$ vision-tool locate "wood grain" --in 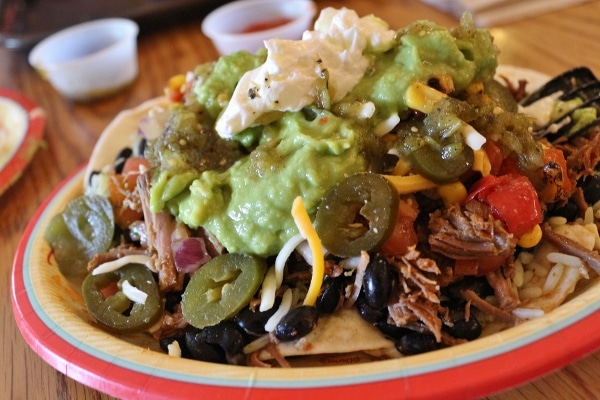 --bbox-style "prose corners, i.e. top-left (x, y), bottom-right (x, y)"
top-left (2, 1), bottom-right (599, 399)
